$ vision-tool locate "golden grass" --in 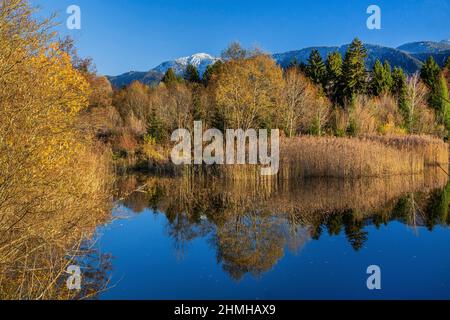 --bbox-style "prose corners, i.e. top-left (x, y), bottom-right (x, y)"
top-left (279, 136), bottom-right (427, 178)
top-left (363, 134), bottom-right (449, 166)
